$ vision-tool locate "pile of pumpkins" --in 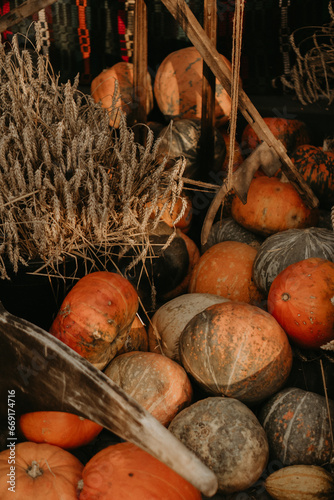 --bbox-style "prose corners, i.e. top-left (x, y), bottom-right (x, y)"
top-left (2, 47), bottom-right (334, 500)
